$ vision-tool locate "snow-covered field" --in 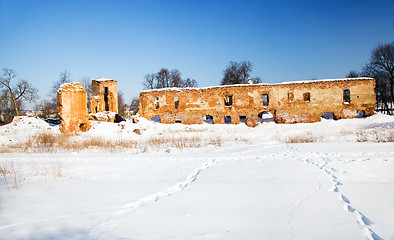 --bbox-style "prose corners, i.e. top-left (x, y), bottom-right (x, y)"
top-left (0, 114), bottom-right (393, 240)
